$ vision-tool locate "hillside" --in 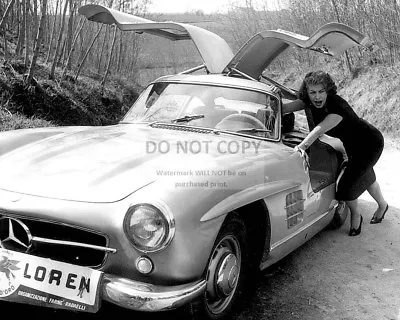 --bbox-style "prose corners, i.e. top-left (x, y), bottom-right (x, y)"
top-left (1, 57), bottom-right (399, 144)
top-left (0, 58), bottom-right (140, 131)
top-left (1, 0), bottom-right (399, 139)
top-left (340, 64), bottom-right (400, 139)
